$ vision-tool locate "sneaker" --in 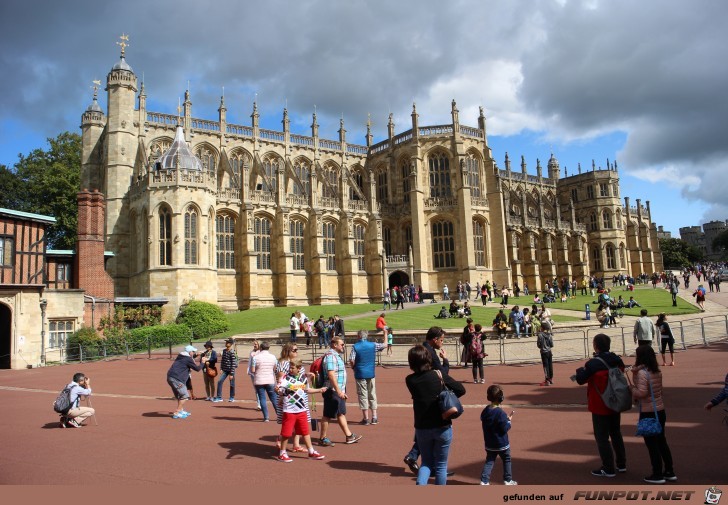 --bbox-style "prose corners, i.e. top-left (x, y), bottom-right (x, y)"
top-left (617, 467), bottom-right (627, 473)
top-left (644, 475), bottom-right (666, 484)
top-left (404, 456), bottom-right (420, 474)
top-left (591, 468), bottom-right (616, 477)
top-left (228, 398), bottom-right (235, 402)
top-left (277, 453), bottom-right (293, 463)
top-left (66, 418), bottom-right (82, 428)
top-left (504, 480), bottom-right (518, 485)
top-left (539, 381), bottom-right (550, 386)
top-left (319, 438), bottom-right (335, 447)
top-left (547, 379), bottom-right (554, 385)
top-left (663, 472), bottom-right (677, 482)
top-left (181, 410), bottom-right (191, 416)
top-left (308, 451), bottom-right (326, 460)
top-left (205, 397), bottom-right (211, 401)
top-left (345, 433), bottom-right (363, 444)
top-left (211, 397), bottom-right (223, 403)
top-left (263, 418), bottom-right (270, 422)
top-left (256, 405), bottom-right (262, 411)
top-left (371, 417), bottom-right (378, 425)
top-left (172, 412), bottom-right (186, 419)
top-left (480, 482), bottom-right (490, 486)
top-left (361, 418), bottom-right (371, 425)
